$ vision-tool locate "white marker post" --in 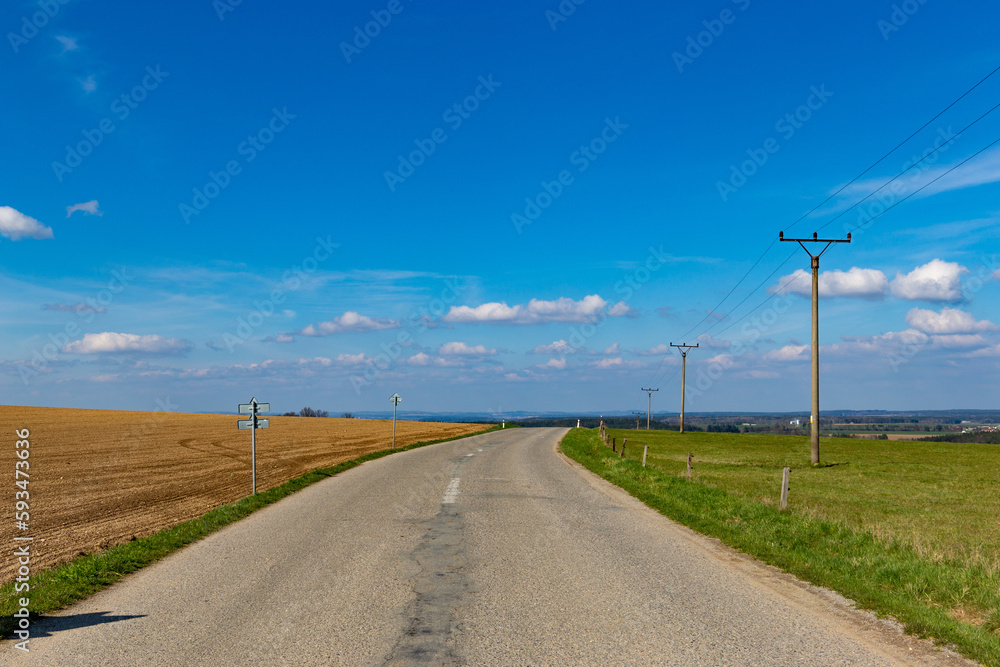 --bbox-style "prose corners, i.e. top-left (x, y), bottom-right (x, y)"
top-left (238, 397), bottom-right (270, 495)
top-left (389, 393), bottom-right (402, 449)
